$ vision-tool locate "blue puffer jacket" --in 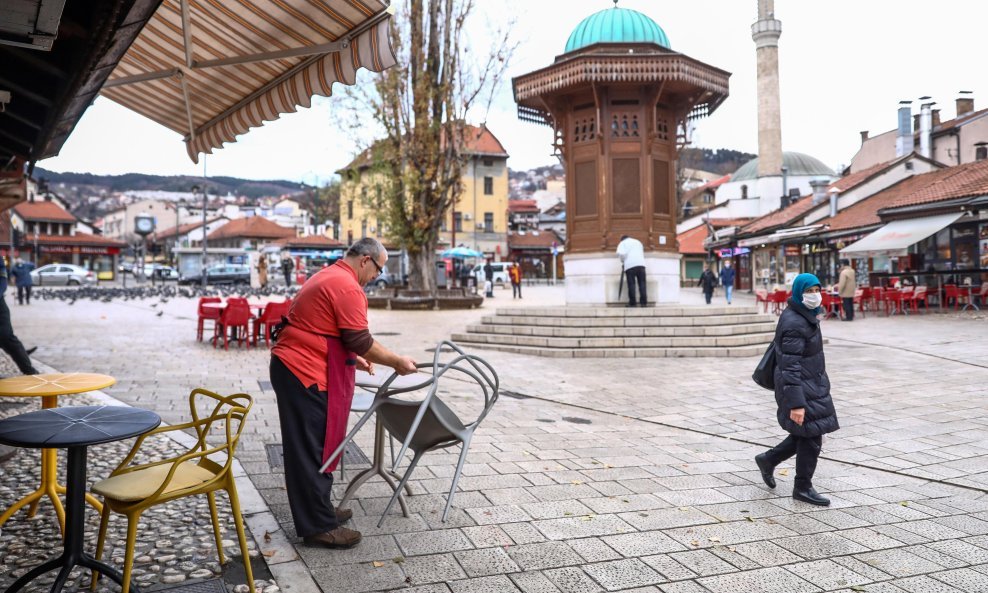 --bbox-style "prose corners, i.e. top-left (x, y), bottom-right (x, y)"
top-left (772, 274), bottom-right (839, 438)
